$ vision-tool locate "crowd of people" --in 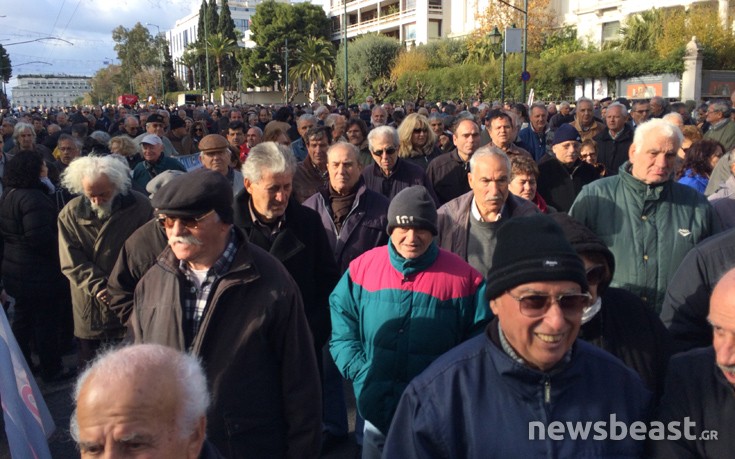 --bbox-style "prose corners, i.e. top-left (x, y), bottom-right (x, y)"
top-left (1, 92), bottom-right (735, 458)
